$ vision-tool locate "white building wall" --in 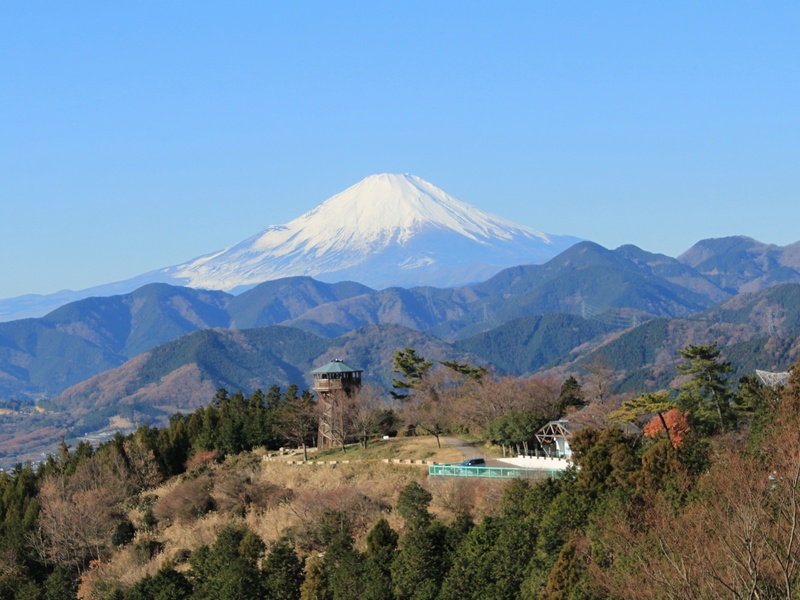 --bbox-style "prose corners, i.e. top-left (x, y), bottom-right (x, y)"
top-left (496, 456), bottom-right (572, 470)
